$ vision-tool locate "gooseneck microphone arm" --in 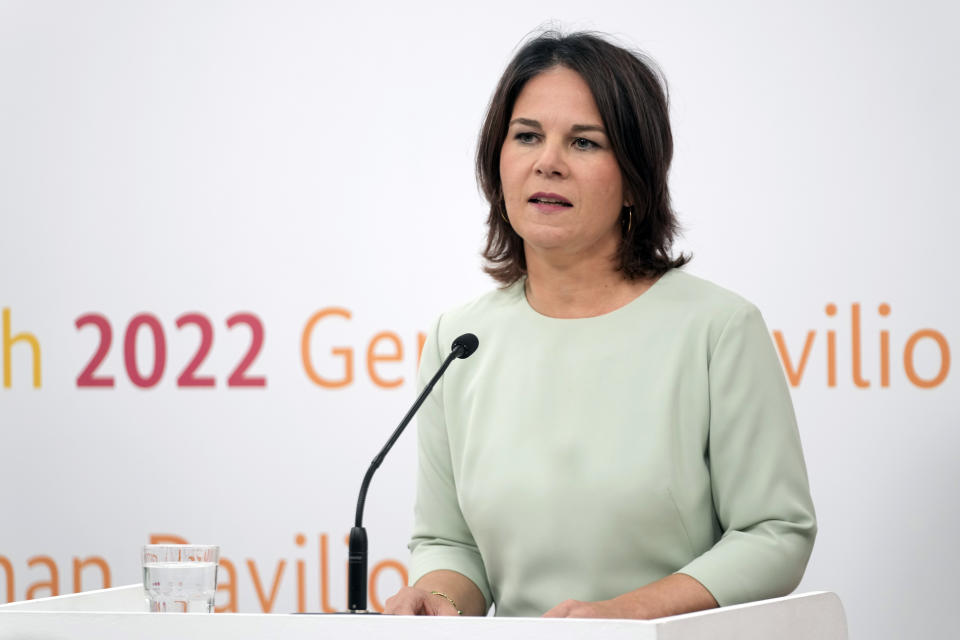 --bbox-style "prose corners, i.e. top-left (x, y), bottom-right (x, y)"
top-left (348, 332), bottom-right (479, 613)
